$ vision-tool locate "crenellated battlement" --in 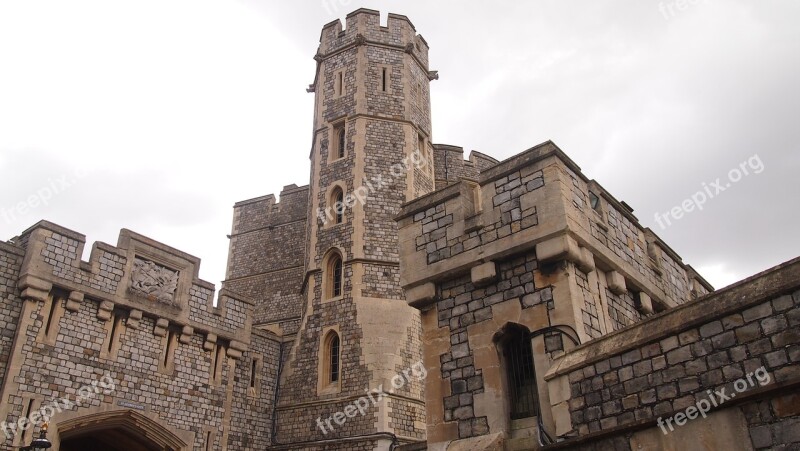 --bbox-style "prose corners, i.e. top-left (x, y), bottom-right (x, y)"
top-left (318, 9), bottom-right (430, 68)
top-left (225, 184), bottom-right (308, 332)
top-left (433, 144), bottom-right (500, 189)
top-left (7, 220), bottom-right (253, 347)
top-left (230, 184), bottom-right (308, 236)
top-left (399, 141), bottom-right (713, 313)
